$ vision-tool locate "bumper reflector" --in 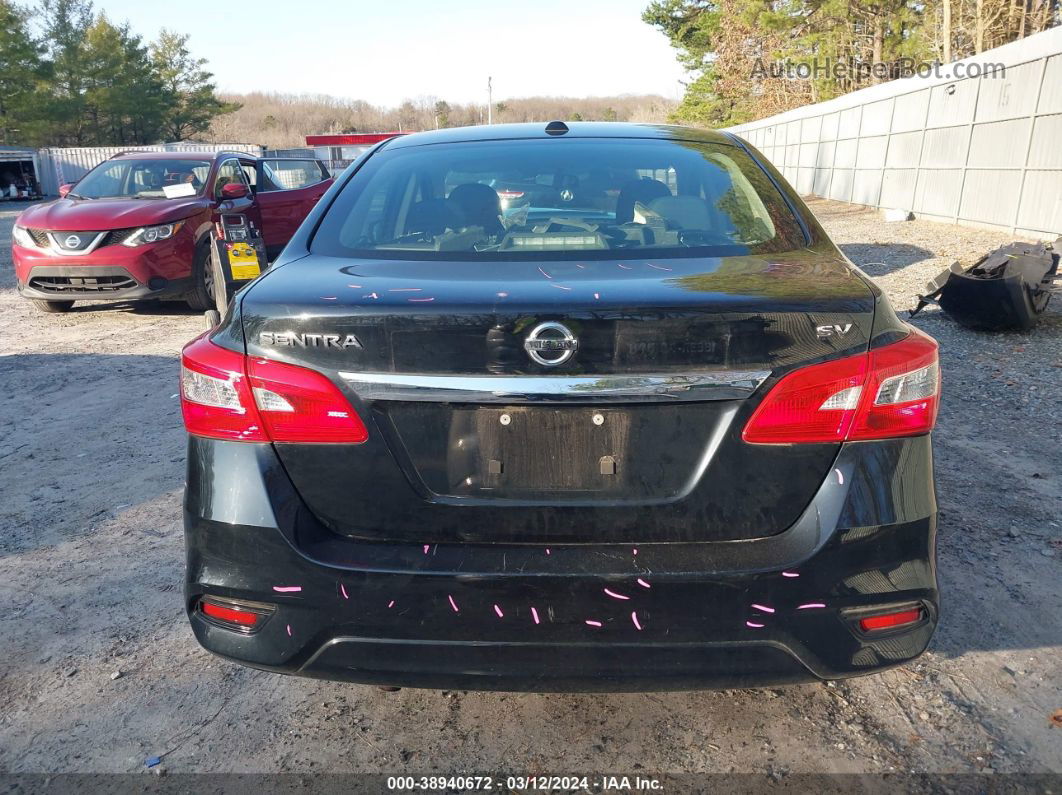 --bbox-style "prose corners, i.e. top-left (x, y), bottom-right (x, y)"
top-left (199, 598), bottom-right (273, 630)
top-left (859, 607), bottom-right (923, 632)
